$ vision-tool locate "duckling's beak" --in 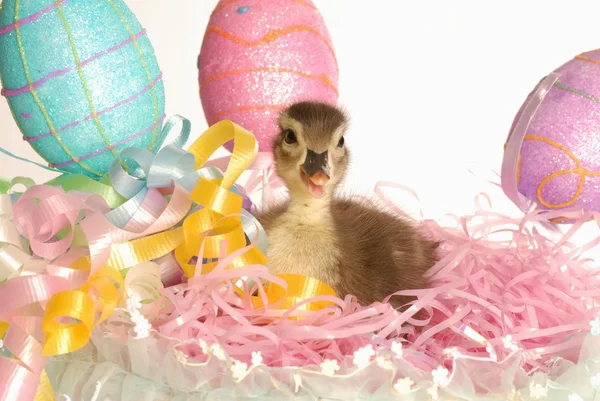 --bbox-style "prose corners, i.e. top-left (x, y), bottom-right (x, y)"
top-left (301, 150), bottom-right (330, 197)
